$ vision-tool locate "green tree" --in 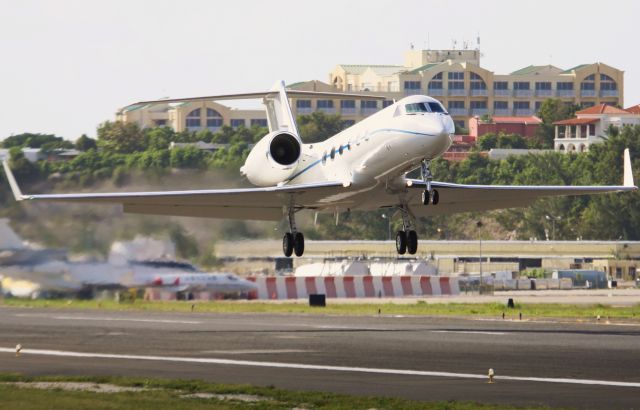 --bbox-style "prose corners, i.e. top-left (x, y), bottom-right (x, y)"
top-left (97, 121), bottom-right (147, 153)
top-left (2, 133), bottom-right (66, 149)
top-left (536, 99), bottom-right (579, 148)
top-left (297, 112), bottom-right (346, 143)
top-left (75, 134), bottom-right (97, 151)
